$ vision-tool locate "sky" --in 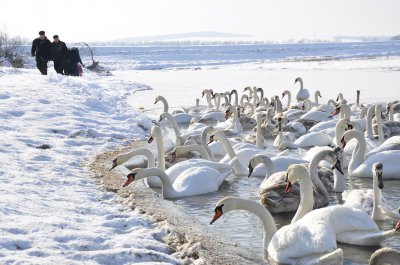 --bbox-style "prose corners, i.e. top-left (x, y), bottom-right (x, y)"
top-left (2, 0), bottom-right (400, 42)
